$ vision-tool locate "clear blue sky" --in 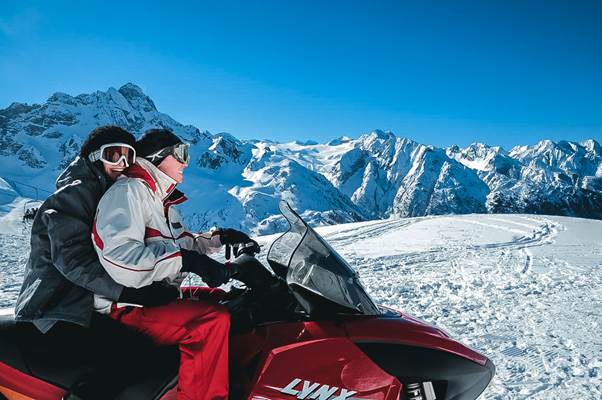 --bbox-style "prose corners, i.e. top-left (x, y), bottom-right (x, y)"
top-left (1, 0), bottom-right (601, 149)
